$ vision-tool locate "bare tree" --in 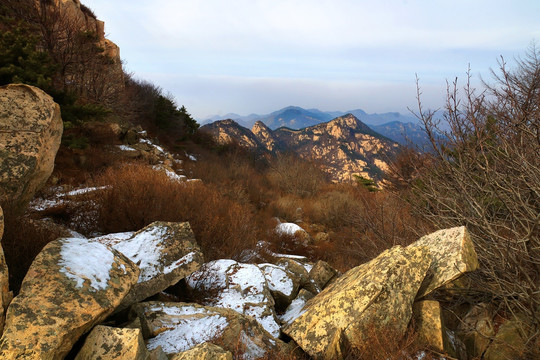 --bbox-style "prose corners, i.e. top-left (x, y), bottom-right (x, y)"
top-left (392, 45), bottom-right (540, 339)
